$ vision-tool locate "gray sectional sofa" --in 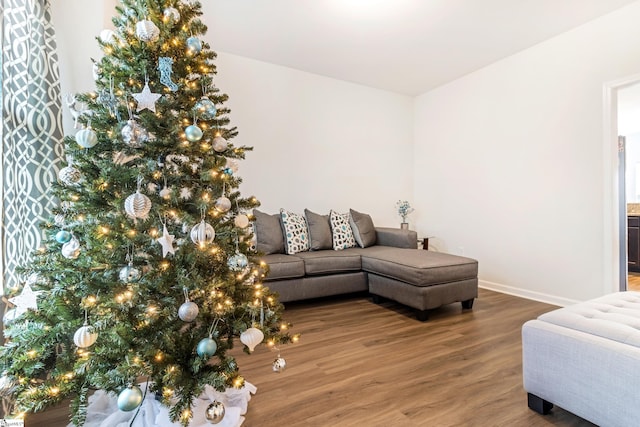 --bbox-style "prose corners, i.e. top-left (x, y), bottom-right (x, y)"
top-left (253, 208), bottom-right (479, 321)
